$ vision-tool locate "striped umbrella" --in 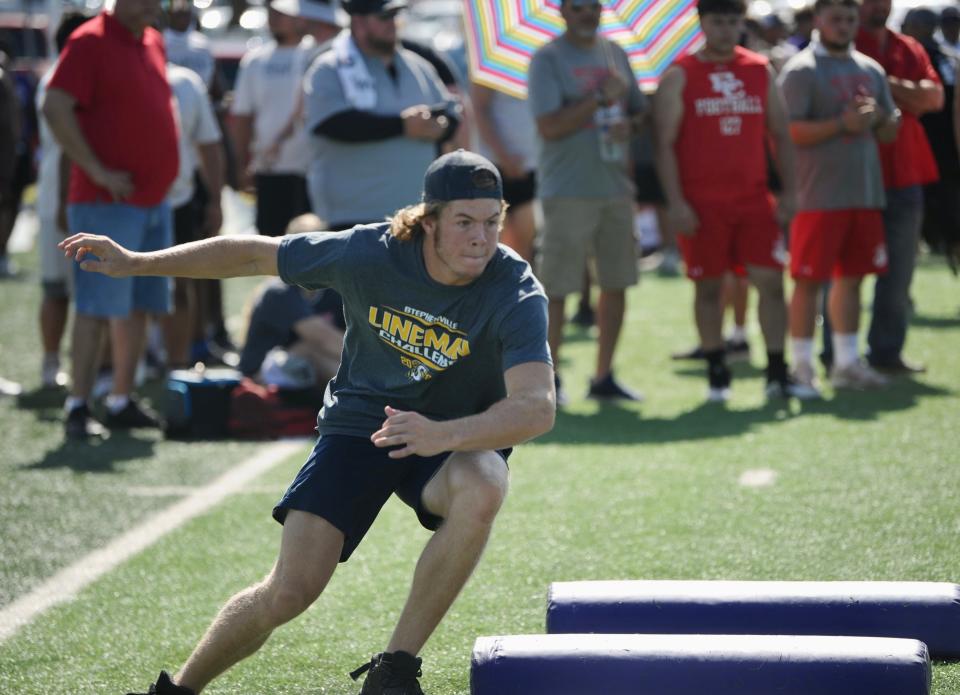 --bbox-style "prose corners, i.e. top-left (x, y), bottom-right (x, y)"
top-left (464, 0), bottom-right (704, 97)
